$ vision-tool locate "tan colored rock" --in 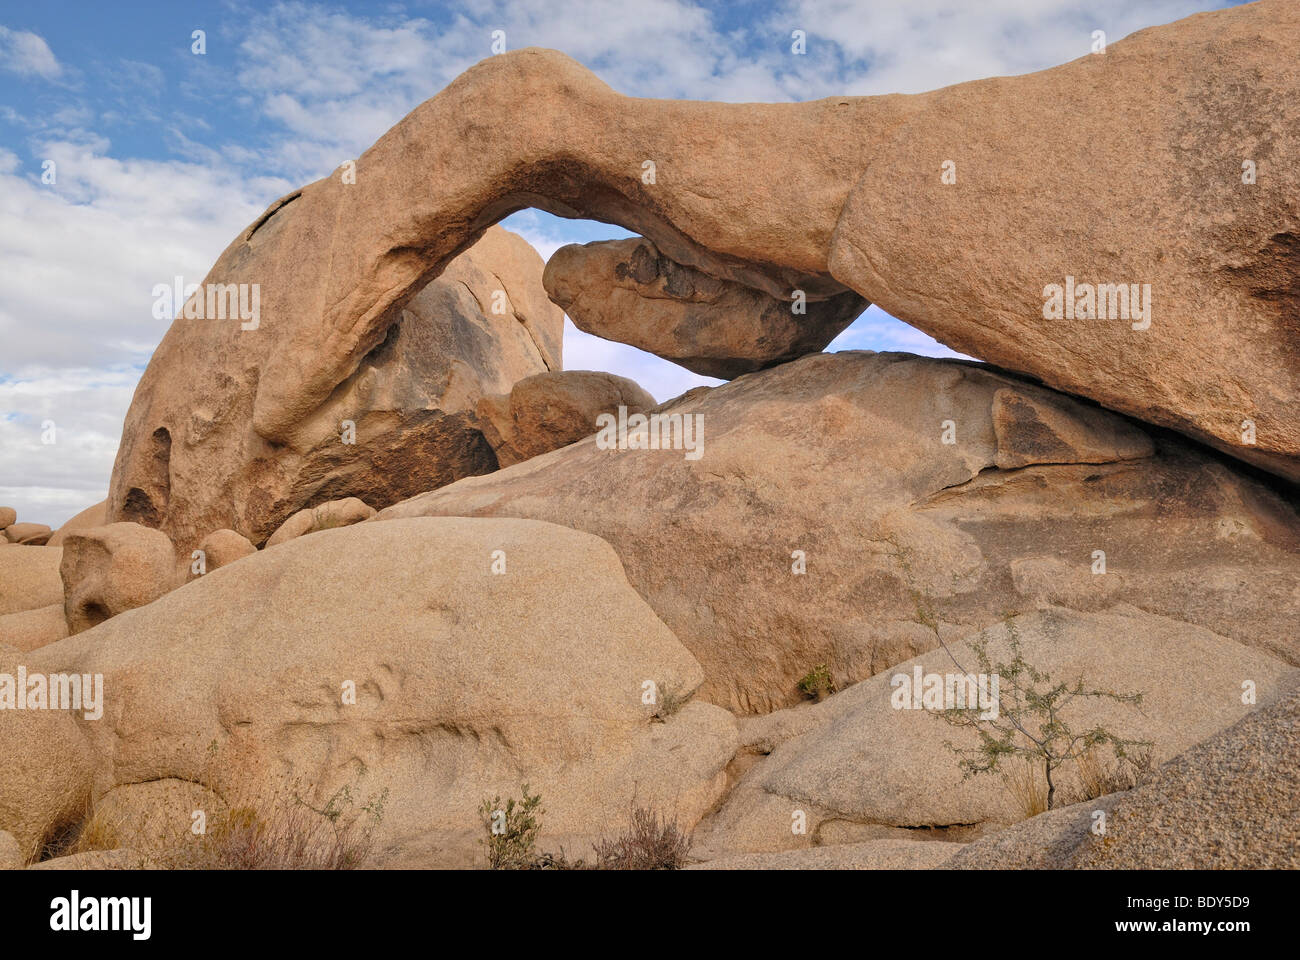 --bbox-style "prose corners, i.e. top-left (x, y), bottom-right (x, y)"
top-left (378, 351), bottom-right (1300, 713)
top-left (0, 646), bottom-right (96, 862)
top-left (5, 523), bottom-right (52, 545)
top-left (689, 838), bottom-right (962, 870)
top-left (107, 226), bottom-right (562, 556)
top-left (477, 370), bottom-right (657, 468)
top-left (195, 529), bottom-right (257, 572)
top-left (692, 606), bottom-right (1296, 857)
top-left (264, 497), bottom-right (375, 548)
top-left (24, 517), bottom-right (738, 867)
top-left (47, 500), bottom-right (108, 547)
top-left (60, 523), bottom-right (176, 634)
top-left (0, 830), bottom-right (21, 868)
top-left (26, 850), bottom-right (148, 870)
top-left (0, 604), bottom-right (69, 653)
top-left (544, 238), bottom-right (866, 378)
top-left (0, 546), bottom-right (63, 616)
top-left (950, 679), bottom-right (1300, 869)
top-left (0, 507), bottom-right (15, 530)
